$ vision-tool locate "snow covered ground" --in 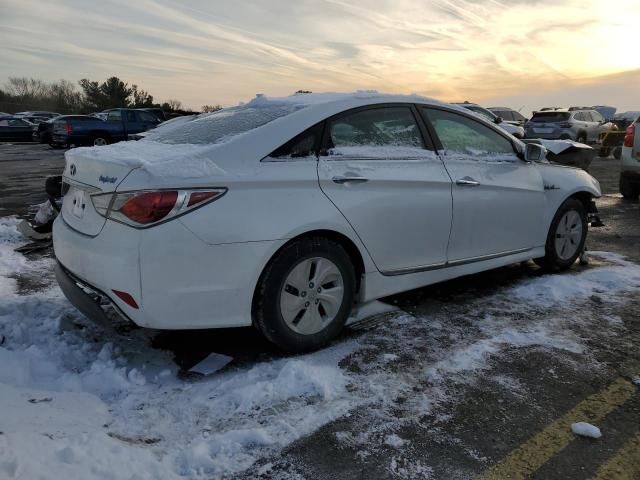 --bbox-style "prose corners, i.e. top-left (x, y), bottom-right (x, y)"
top-left (1, 215), bottom-right (640, 479)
